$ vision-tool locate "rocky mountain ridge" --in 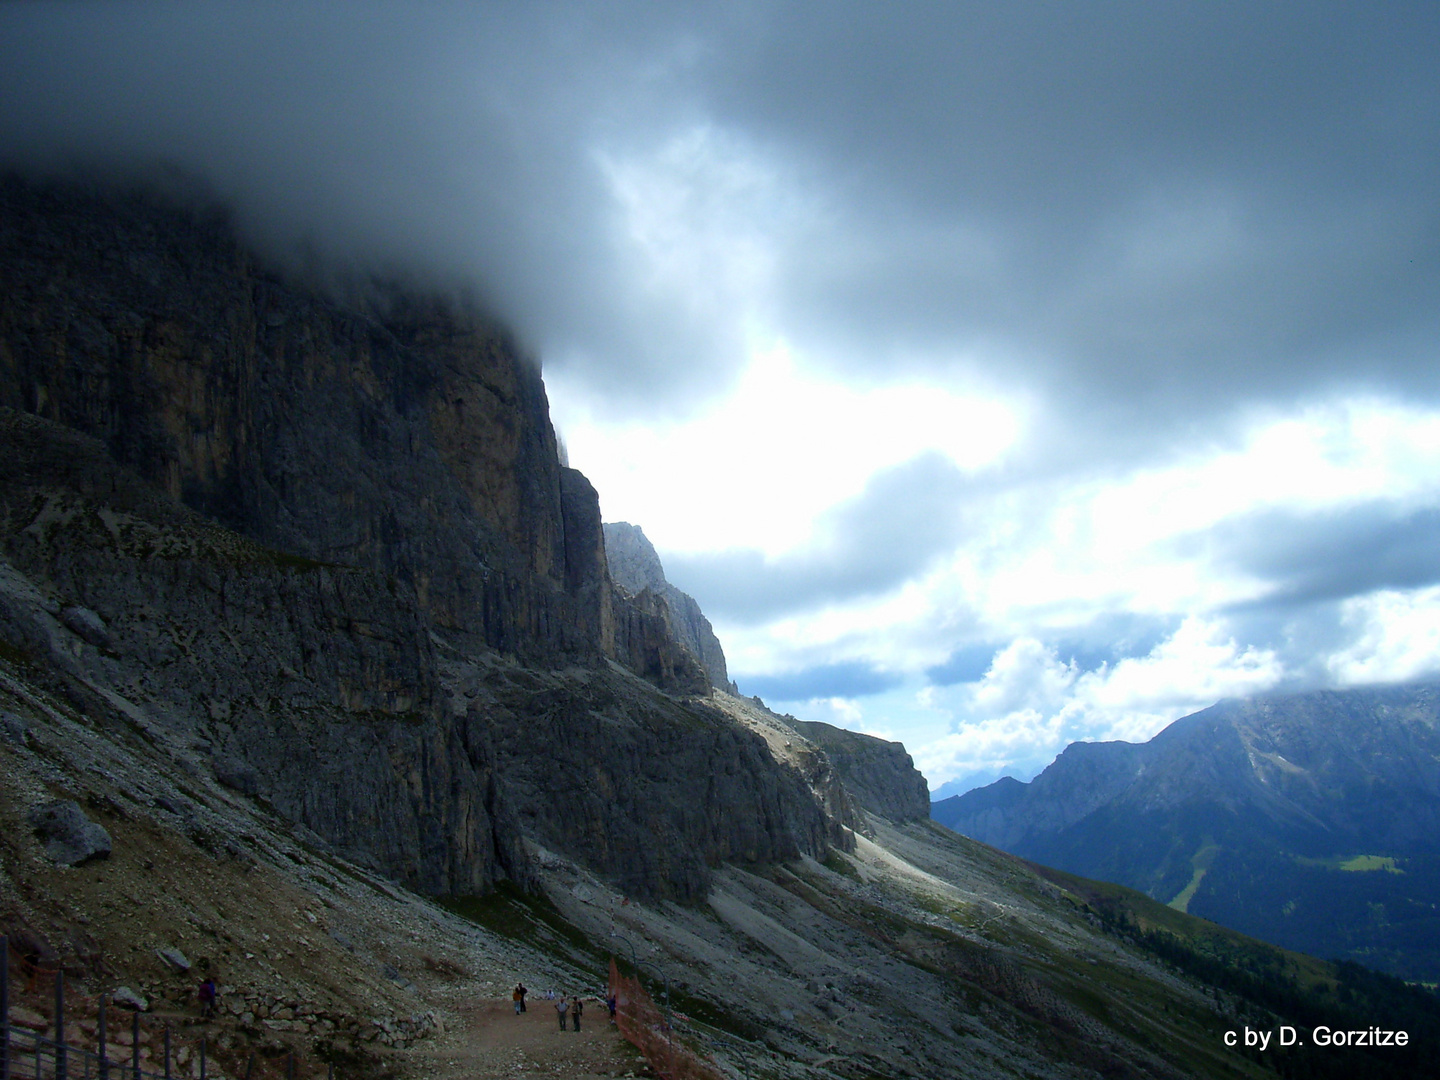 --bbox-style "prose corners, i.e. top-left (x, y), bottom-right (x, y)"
top-left (788, 717), bottom-right (931, 823)
top-left (0, 174), bottom-right (700, 686)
